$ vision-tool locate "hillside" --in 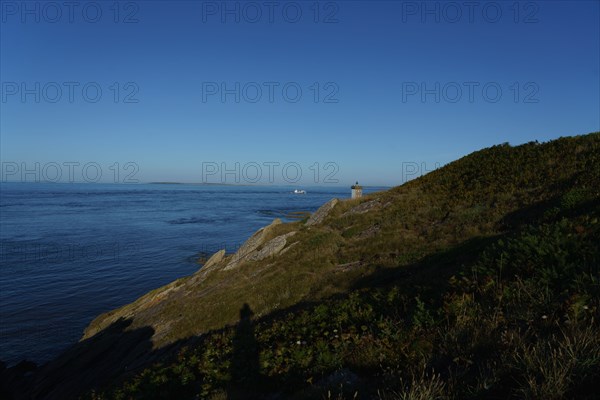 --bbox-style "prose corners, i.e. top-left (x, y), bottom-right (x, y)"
top-left (2, 132), bottom-right (599, 399)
